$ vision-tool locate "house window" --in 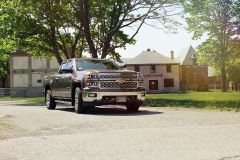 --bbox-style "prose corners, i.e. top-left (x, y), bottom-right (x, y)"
top-left (134, 65), bottom-right (140, 72)
top-left (149, 80), bottom-right (158, 90)
top-left (164, 79), bottom-right (174, 87)
top-left (166, 65), bottom-right (171, 73)
top-left (150, 65), bottom-right (156, 73)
